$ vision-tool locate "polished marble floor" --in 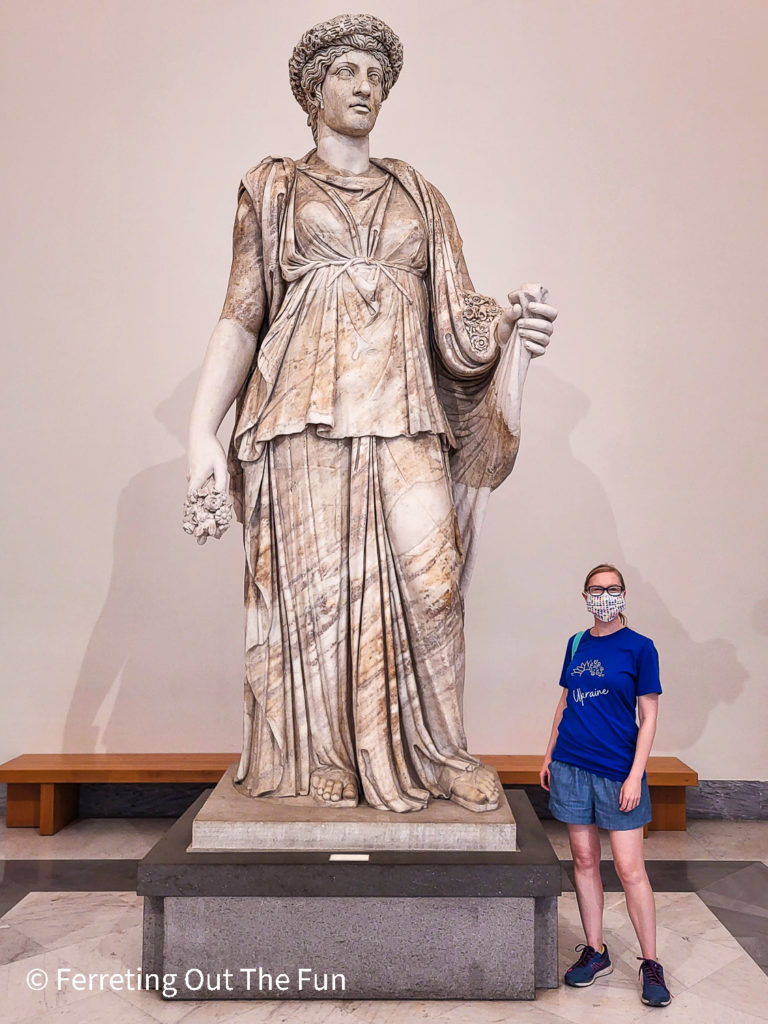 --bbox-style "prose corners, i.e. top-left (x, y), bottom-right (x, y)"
top-left (1, 816), bottom-right (767, 1023)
